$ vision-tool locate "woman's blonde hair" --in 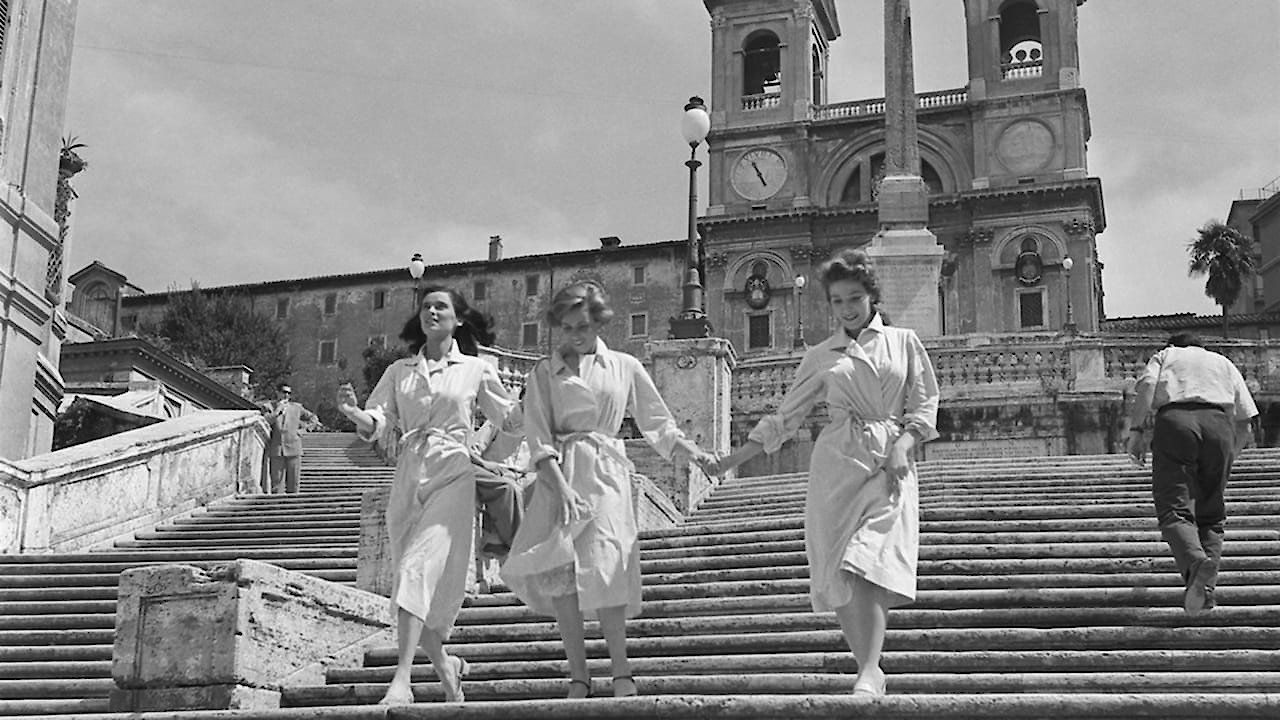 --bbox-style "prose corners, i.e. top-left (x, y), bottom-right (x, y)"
top-left (546, 281), bottom-right (614, 325)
